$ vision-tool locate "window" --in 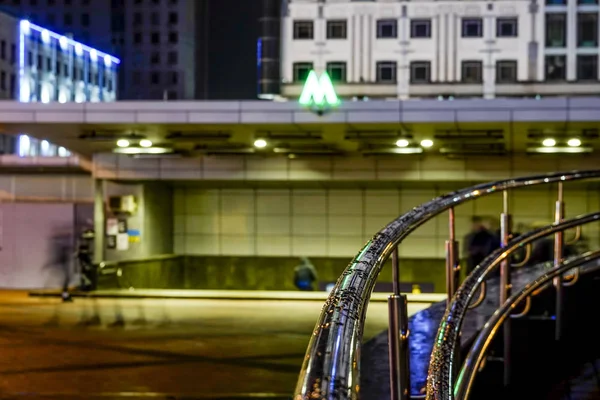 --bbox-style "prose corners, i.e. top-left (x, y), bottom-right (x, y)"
top-left (10, 44), bottom-right (15, 63)
top-left (326, 62), bottom-right (347, 82)
top-left (1, 71), bottom-right (6, 91)
top-left (132, 71), bottom-right (141, 85)
top-left (151, 12), bottom-right (159, 25)
top-left (545, 55), bottom-right (566, 80)
top-left (133, 12), bottom-right (142, 25)
top-left (411, 19), bottom-right (431, 38)
top-left (462, 18), bottom-right (483, 37)
top-left (293, 21), bottom-right (313, 40)
top-left (134, 32), bottom-right (142, 44)
top-left (169, 32), bottom-right (178, 43)
top-left (578, 13), bottom-right (598, 47)
top-left (151, 32), bottom-right (160, 44)
top-left (292, 62), bottom-right (313, 82)
top-left (30, 0), bottom-right (37, 5)
top-left (377, 19), bottom-right (397, 38)
top-left (326, 20), bottom-right (347, 39)
top-left (47, 0), bottom-right (54, 4)
top-left (169, 12), bottom-right (178, 24)
top-left (496, 60), bottom-right (518, 83)
top-left (10, 74), bottom-right (15, 97)
top-left (376, 61), bottom-right (397, 83)
top-left (46, 57), bottom-right (51, 71)
top-left (168, 91), bottom-right (177, 100)
top-left (151, 72), bottom-right (160, 84)
top-left (168, 51), bottom-right (177, 65)
top-left (64, 13), bottom-right (72, 25)
top-left (81, 13), bottom-right (89, 26)
top-left (497, 18), bottom-right (518, 37)
top-left (547, 0), bottom-right (566, 4)
top-left (1, 41), bottom-right (5, 60)
top-left (461, 60), bottom-right (483, 83)
top-left (150, 52), bottom-right (160, 65)
top-left (578, 0), bottom-right (598, 4)
top-left (170, 71), bottom-right (178, 84)
top-left (577, 55), bottom-right (598, 80)
top-left (546, 14), bottom-right (566, 47)
top-left (410, 61), bottom-right (431, 83)
top-left (47, 14), bottom-right (55, 26)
